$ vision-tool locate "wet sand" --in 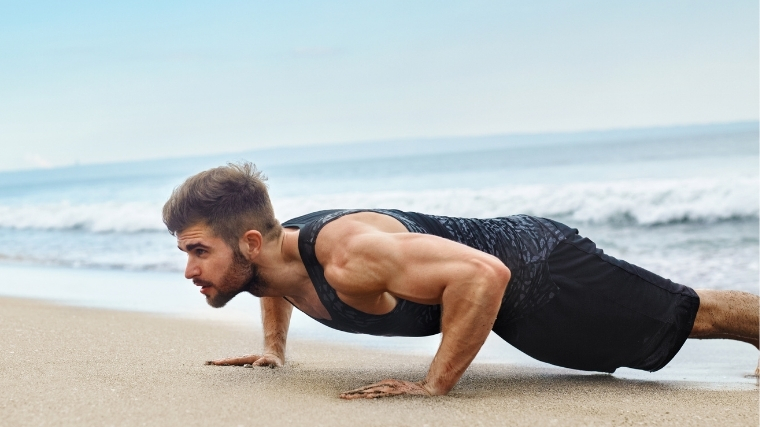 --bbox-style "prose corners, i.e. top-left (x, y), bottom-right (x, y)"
top-left (1, 297), bottom-right (757, 426)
